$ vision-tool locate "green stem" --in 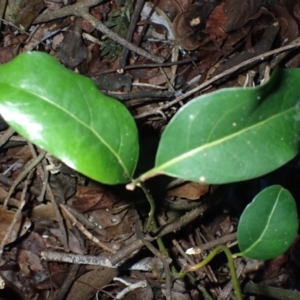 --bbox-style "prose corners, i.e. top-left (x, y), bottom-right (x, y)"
top-left (198, 286), bottom-right (215, 300)
top-left (139, 182), bottom-right (156, 232)
top-left (181, 245), bottom-right (243, 300)
top-left (138, 183), bottom-right (168, 256)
